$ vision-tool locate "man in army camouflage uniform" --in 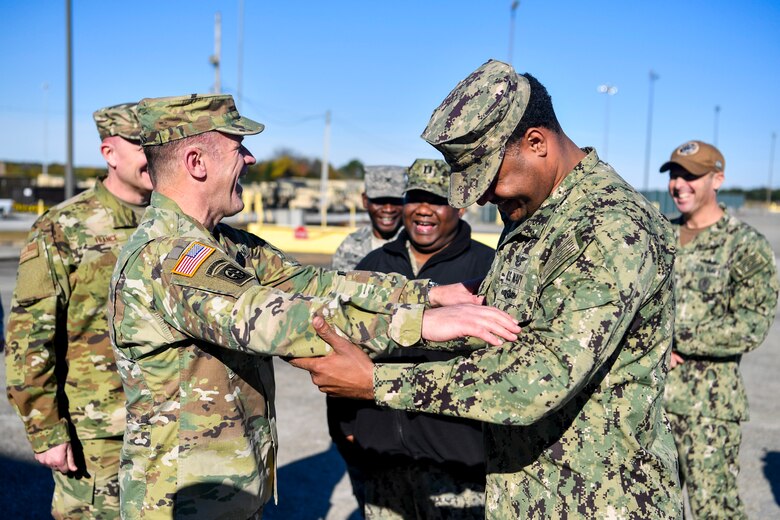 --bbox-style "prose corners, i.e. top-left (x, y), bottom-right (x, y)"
top-left (292, 59), bottom-right (683, 519)
top-left (660, 141), bottom-right (779, 519)
top-left (108, 93), bottom-right (520, 519)
top-left (331, 165), bottom-right (406, 271)
top-left (5, 102), bottom-right (152, 519)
